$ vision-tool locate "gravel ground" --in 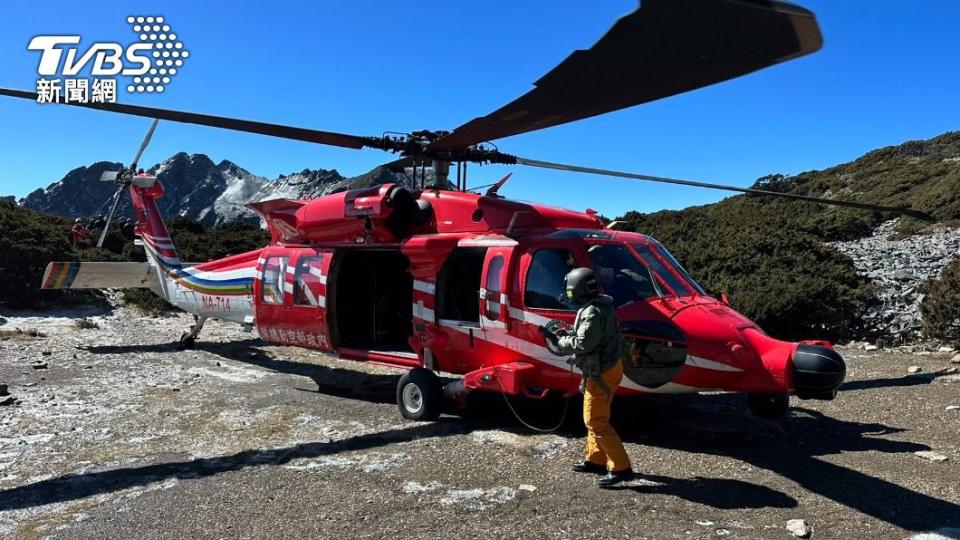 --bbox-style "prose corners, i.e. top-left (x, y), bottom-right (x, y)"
top-left (1, 305), bottom-right (959, 539)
